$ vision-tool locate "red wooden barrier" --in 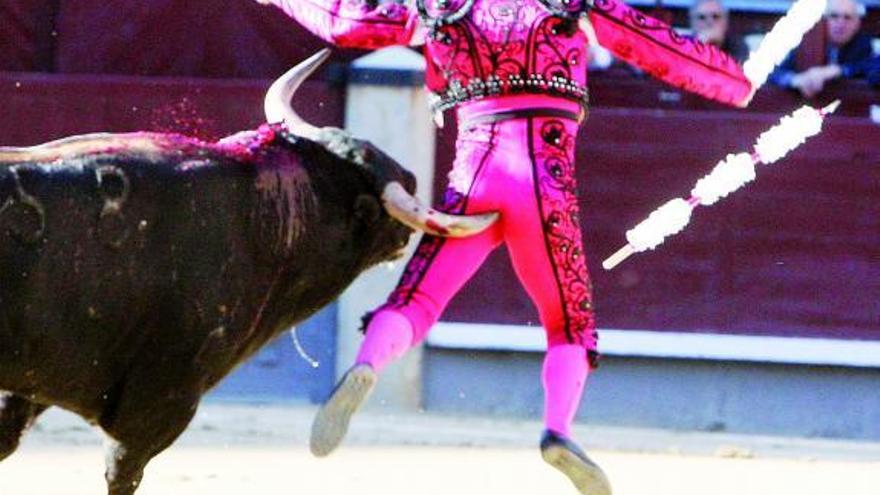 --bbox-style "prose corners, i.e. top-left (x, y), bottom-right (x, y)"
top-left (1, 72), bottom-right (878, 342)
top-left (0, 72), bottom-right (344, 144)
